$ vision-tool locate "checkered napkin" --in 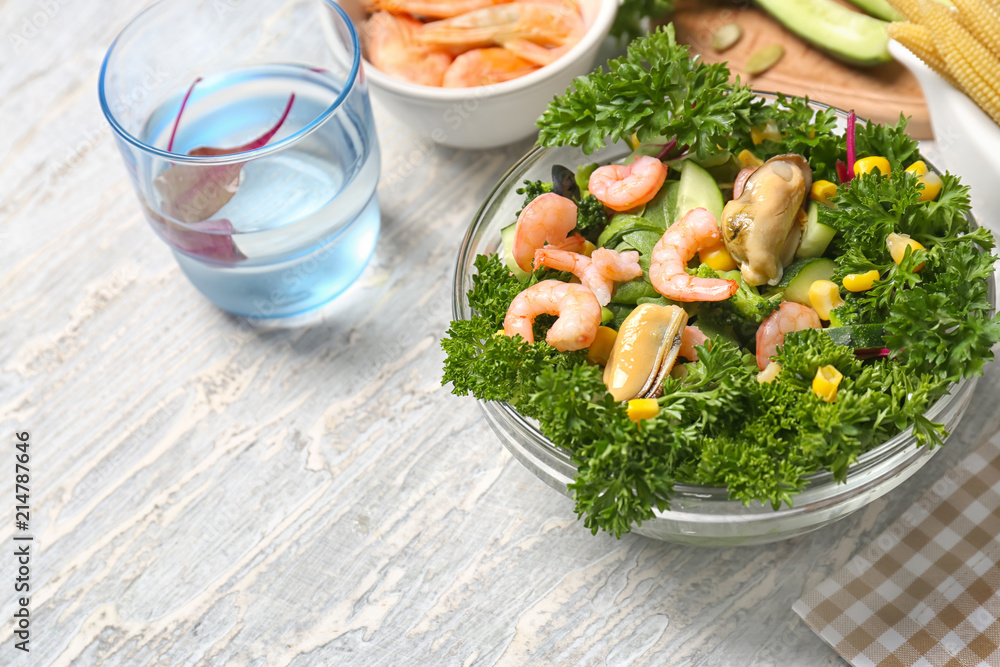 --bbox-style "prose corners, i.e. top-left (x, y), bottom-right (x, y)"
top-left (794, 432), bottom-right (1000, 667)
